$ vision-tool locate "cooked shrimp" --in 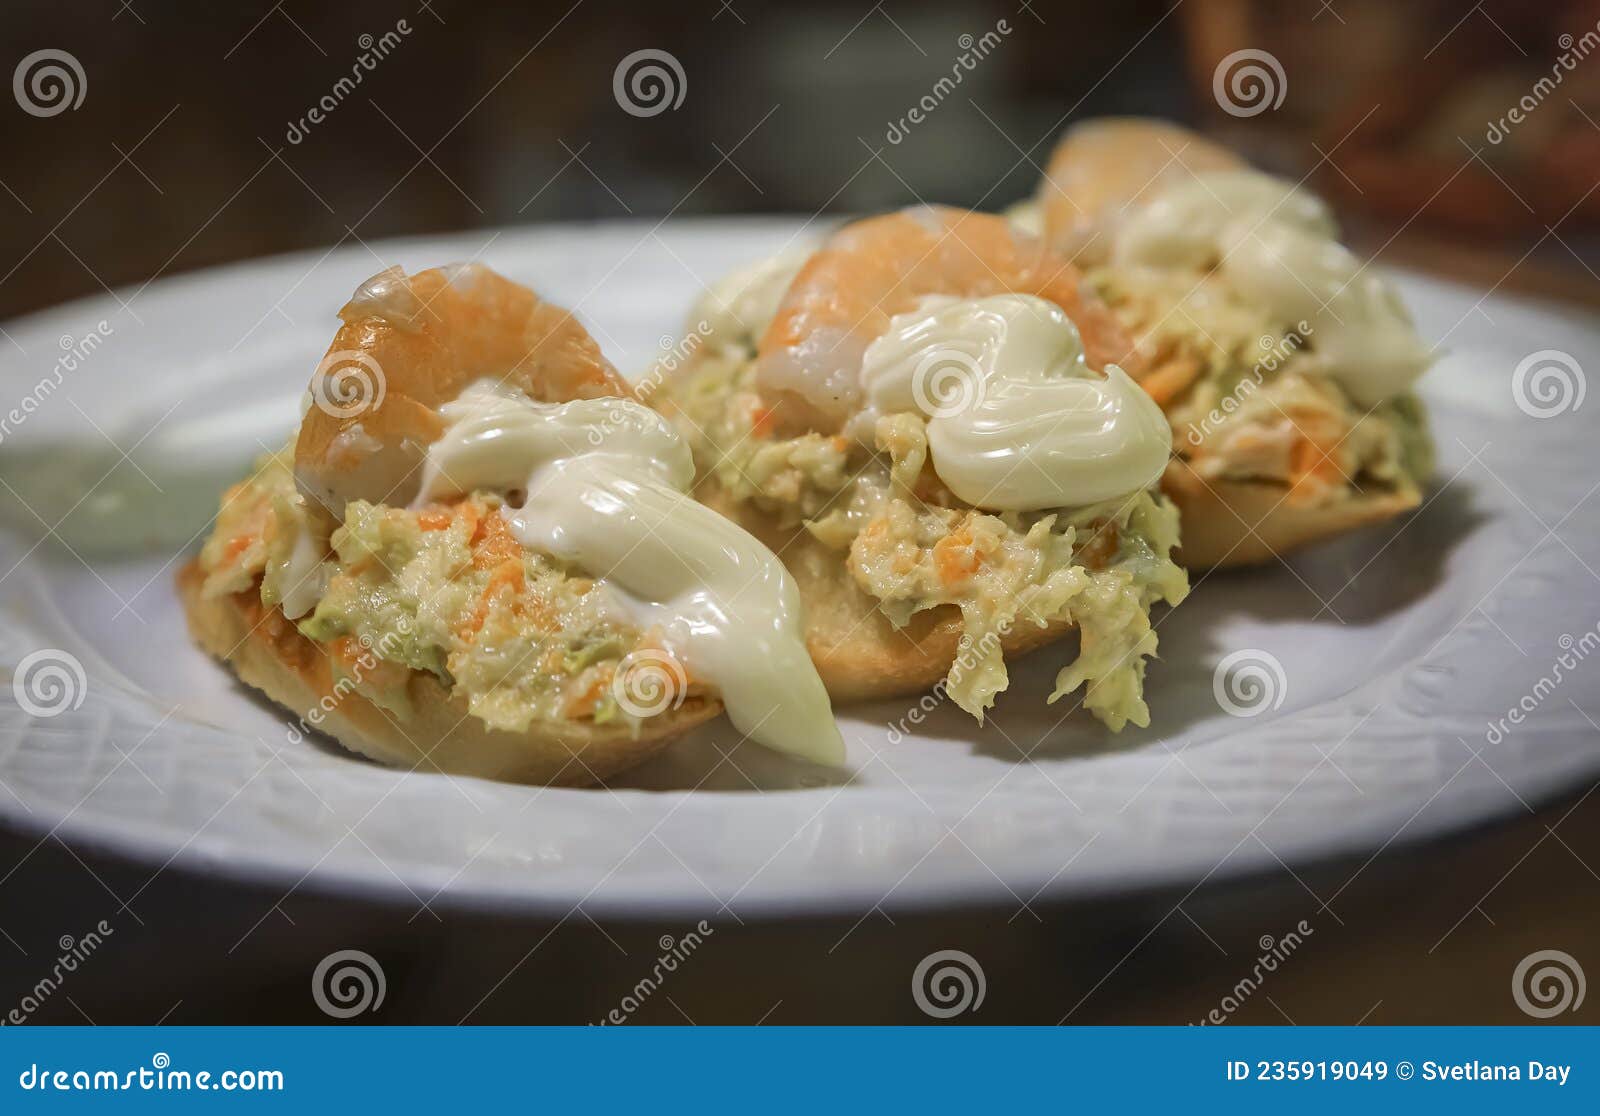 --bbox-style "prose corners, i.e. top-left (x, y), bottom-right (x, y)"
top-left (295, 263), bottom-right (630, 513)
top-left (1037, 118), bottom-right (1242, 265)
top-left (755, 205), bottom-right (1141, 430)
